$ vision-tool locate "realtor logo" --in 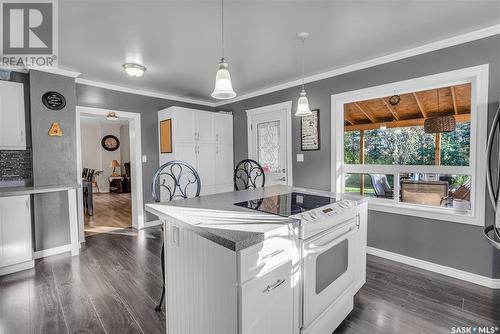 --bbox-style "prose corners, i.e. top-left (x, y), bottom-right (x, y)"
top-left (0, 0), bottom-right (58, 67)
